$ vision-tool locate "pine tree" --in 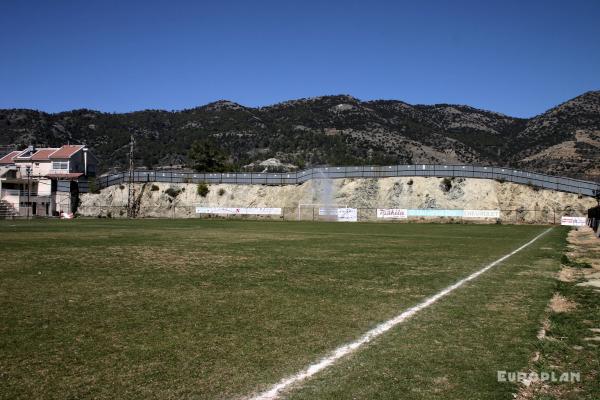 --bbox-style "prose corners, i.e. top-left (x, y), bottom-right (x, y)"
top-left (187, 139), bottom-right (226, 172)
